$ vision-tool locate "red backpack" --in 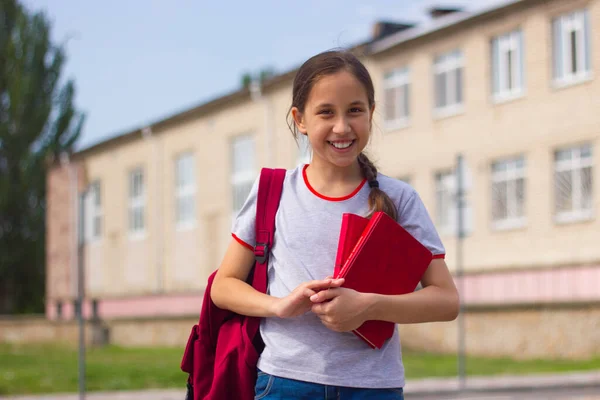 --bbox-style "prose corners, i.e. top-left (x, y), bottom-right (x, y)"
top-left (180, 168), bottom-right (286, 400)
